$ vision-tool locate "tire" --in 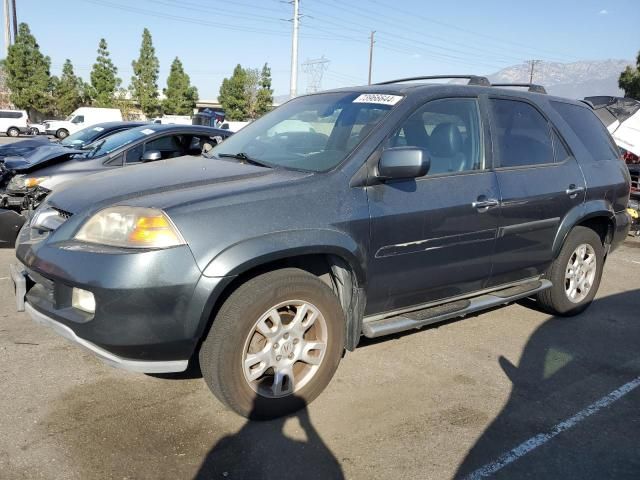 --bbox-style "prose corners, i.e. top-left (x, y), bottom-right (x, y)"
top-left (536, 226), bottom-right (604, 316)
top-left (56, 129), bottom-right (69, 139)
top-left (28, 127), bottom-right (39, 136)
top-left (6, 127), bottom-right (19, 137)
top-left (199, 268), bottom-right (345, 419)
